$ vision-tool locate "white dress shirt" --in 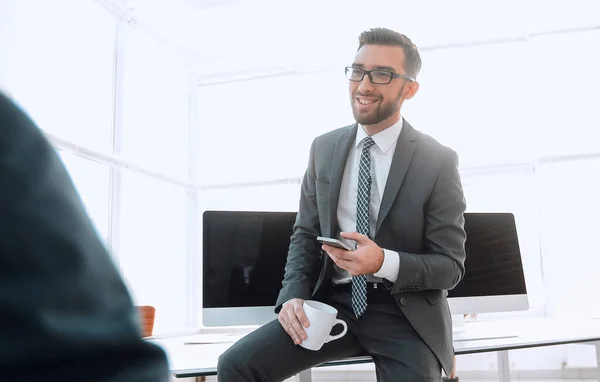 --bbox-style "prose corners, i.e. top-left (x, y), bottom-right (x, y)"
top-left (331, 119), bottom-right (403, 284)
